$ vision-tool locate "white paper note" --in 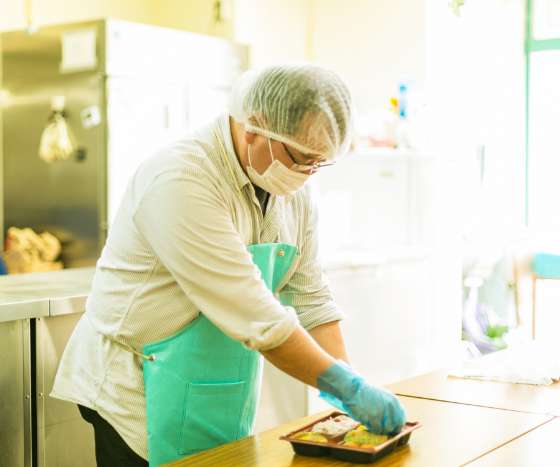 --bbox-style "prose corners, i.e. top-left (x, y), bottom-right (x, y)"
top-left (60, 28), bottom-right (97, 72)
